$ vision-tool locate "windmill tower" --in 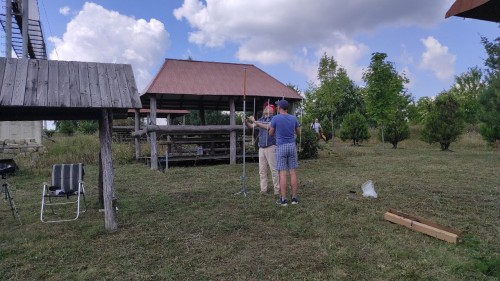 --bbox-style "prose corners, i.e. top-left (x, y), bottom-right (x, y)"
top-left (0, 0), bottom-right (47, 153)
